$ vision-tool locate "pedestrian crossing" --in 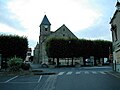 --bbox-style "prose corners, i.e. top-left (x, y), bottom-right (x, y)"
top-left (66, 72), bottom-right (72, 75)
top-left (92, 71), bottom-right (97, 74)
top-left (58, 72), bottom-right (64, 75)
top-left (85, 71), bottom-right (89, 74)
top-left (76, 72), bottom-right (81, 74)
top-left (57, 71), bottom-right (107, 76)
